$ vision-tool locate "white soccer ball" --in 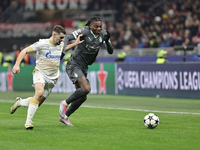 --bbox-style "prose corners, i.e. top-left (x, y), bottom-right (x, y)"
top-left (144, 113), bottom-right (159, 129)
